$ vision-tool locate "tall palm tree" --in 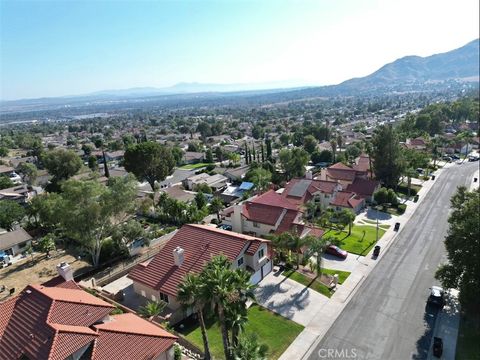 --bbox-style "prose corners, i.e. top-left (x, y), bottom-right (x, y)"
top-left (202, 256), bottom-right (236, 360)
top-left (404, 167), bottom-right (417, 198)
top-left (177, 274), bottom-right (212, 360)
top-left (304, 235), bottom-right (329, 277)
top-left (330, 139), bottom-right (337, 163)
top-left (338, 209), bottom-right (356, 235)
